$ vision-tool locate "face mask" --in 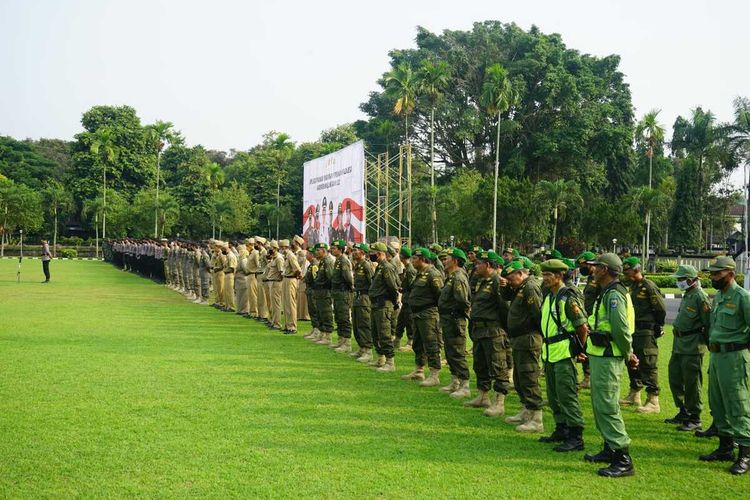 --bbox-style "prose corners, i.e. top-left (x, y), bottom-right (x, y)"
top-left (711, 277), bottom-right (726, 290)
top-left (579, 267), bottom-right (590, 276)
top-left (369, 254), bottom-right (379, 262)
top-left (621, 277), bottom-right (632, 286)
top-left (676, 280), bottom-right (691, 291)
